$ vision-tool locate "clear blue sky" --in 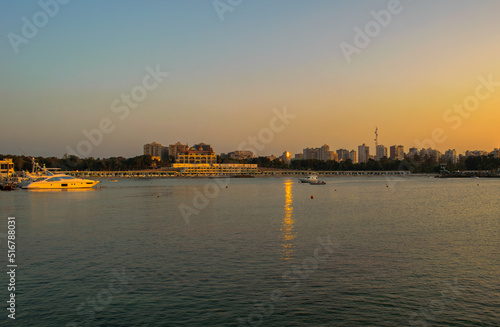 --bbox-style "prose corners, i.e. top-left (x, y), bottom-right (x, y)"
top-left (1, 0), bottom-right (500, 157)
